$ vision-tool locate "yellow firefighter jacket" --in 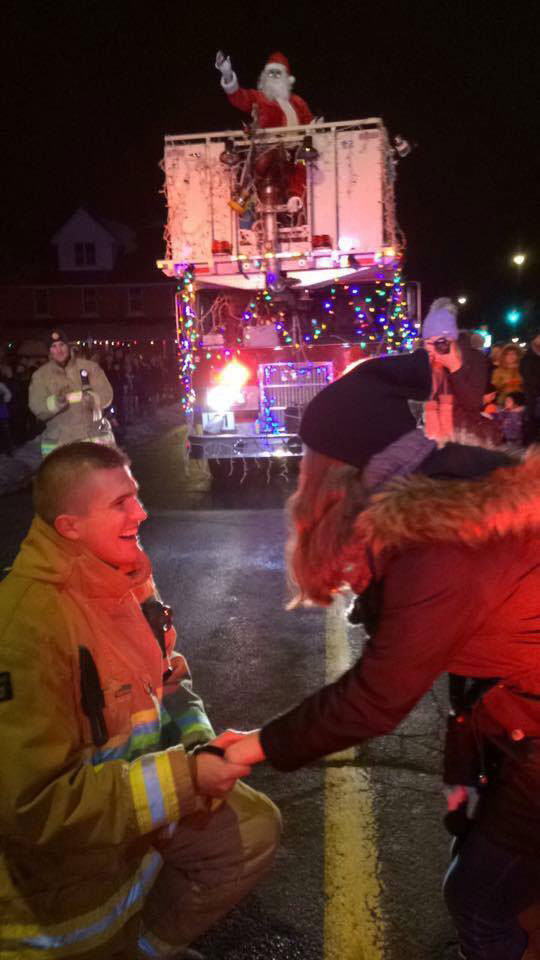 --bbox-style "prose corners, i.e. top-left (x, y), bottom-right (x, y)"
top-left (0, 517), bottom-right (214, 959)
